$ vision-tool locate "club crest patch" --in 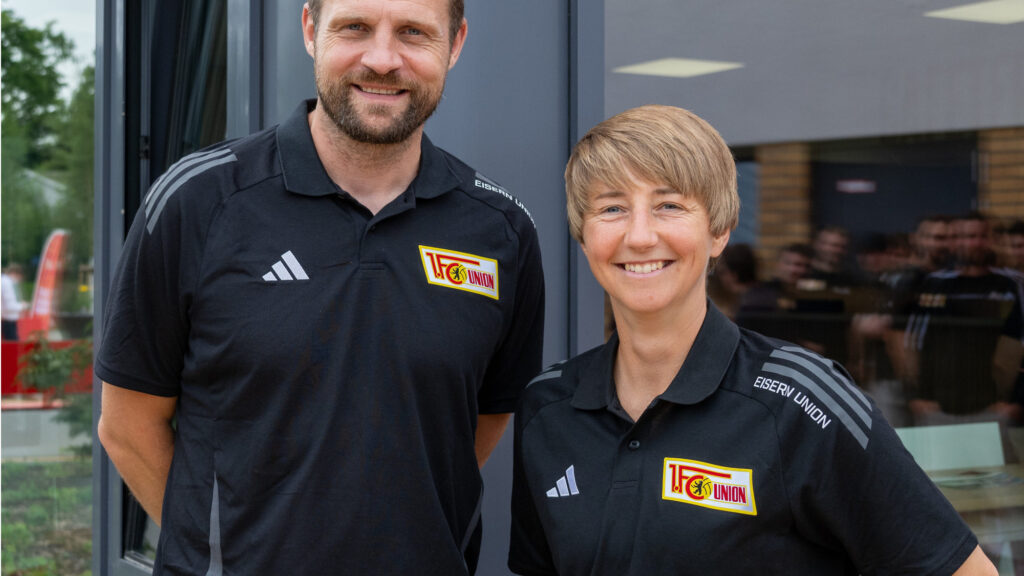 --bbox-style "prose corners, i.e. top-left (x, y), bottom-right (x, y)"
top-left (419, 245), bottom-right (499, 300)
top-left (663, 458), bottom-right (757, 516)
